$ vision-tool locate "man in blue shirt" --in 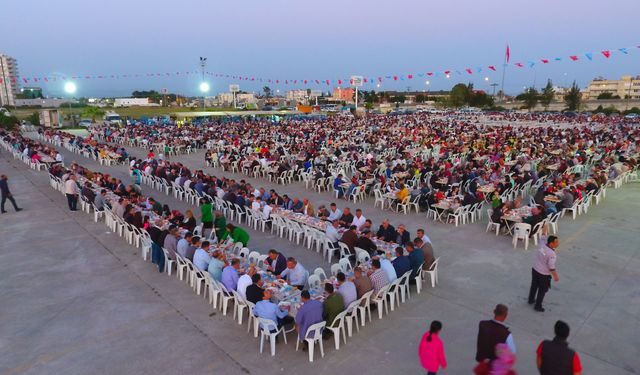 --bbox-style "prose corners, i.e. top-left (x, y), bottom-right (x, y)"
top-left (254, 289), bottom-right (294, 331)
top-left (407, 242), bottom-right (425, 280)
top-left (333, 174), bottom-right (345, 198)
top-left (391, 246), bottom-right (411, 277)
top-left (221, 258), bottom-right (240, 291)
top-left (295, 290), bottom-right (324, 344)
